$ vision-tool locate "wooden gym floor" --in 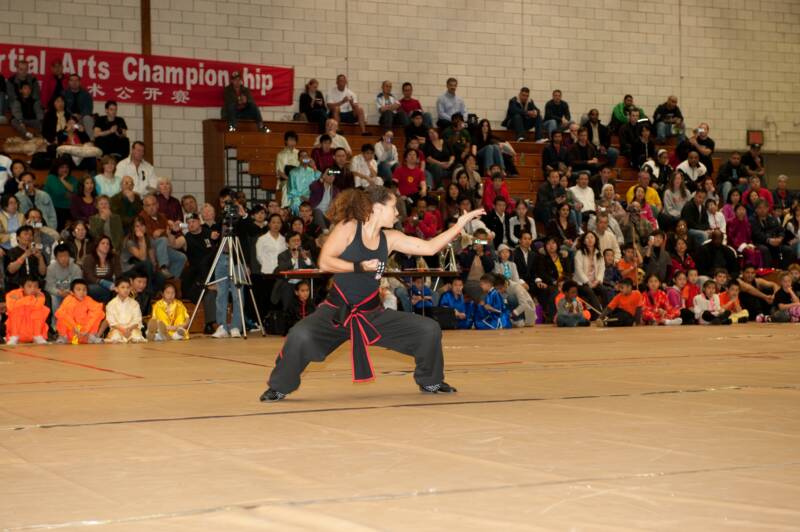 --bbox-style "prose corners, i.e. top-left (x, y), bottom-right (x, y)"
top-left (1, 324), bottom-right (799, 531)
